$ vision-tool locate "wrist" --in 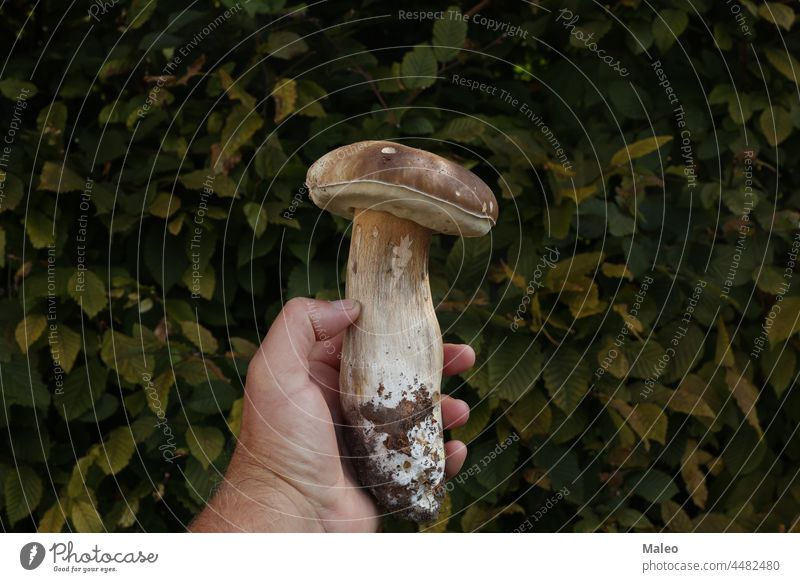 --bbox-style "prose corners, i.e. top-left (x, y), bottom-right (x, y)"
top-left (190, 448), bottom-right (324, 532)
